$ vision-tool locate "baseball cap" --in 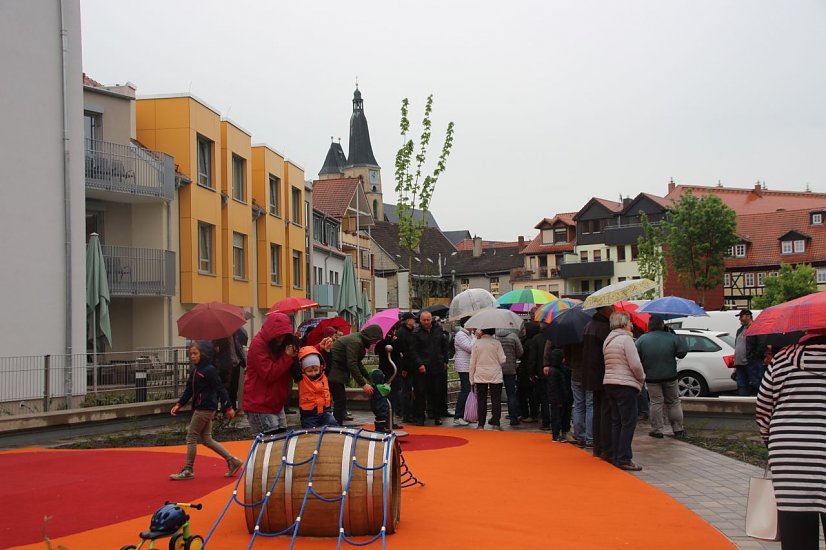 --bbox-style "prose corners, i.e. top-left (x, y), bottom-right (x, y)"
top-left (736, 309), bottom-right (753, 317)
